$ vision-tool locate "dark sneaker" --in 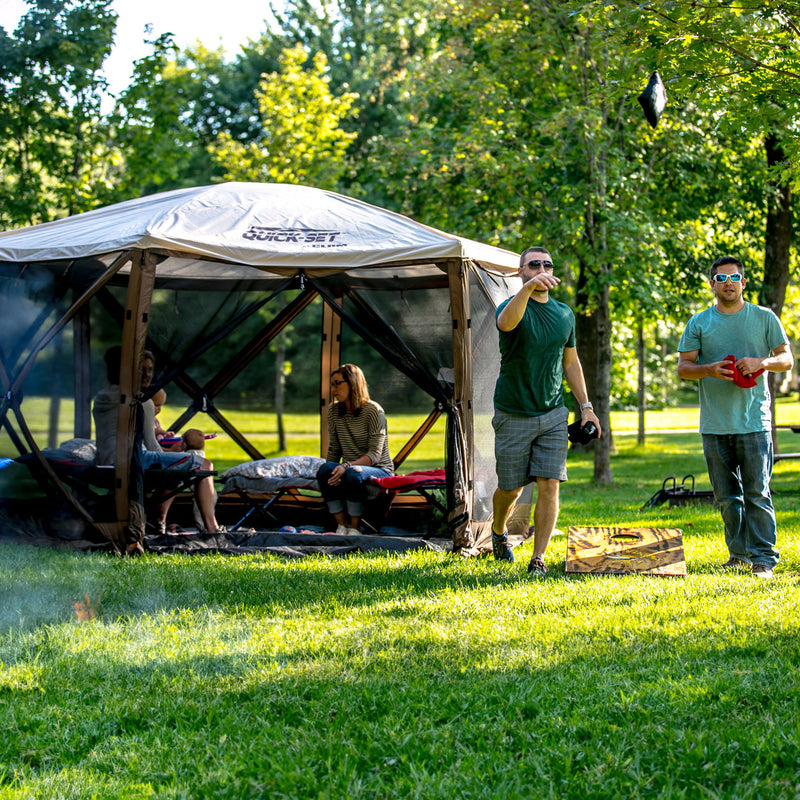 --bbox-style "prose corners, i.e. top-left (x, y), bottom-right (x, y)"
top-left (721, 557), bottom-right (748, 569)
top-left (527, 555), bottom-right (547, 575)
top-left (752, 564), bottom-right (774, 579)
top-left (491, 531), bottom-right (514, 562)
